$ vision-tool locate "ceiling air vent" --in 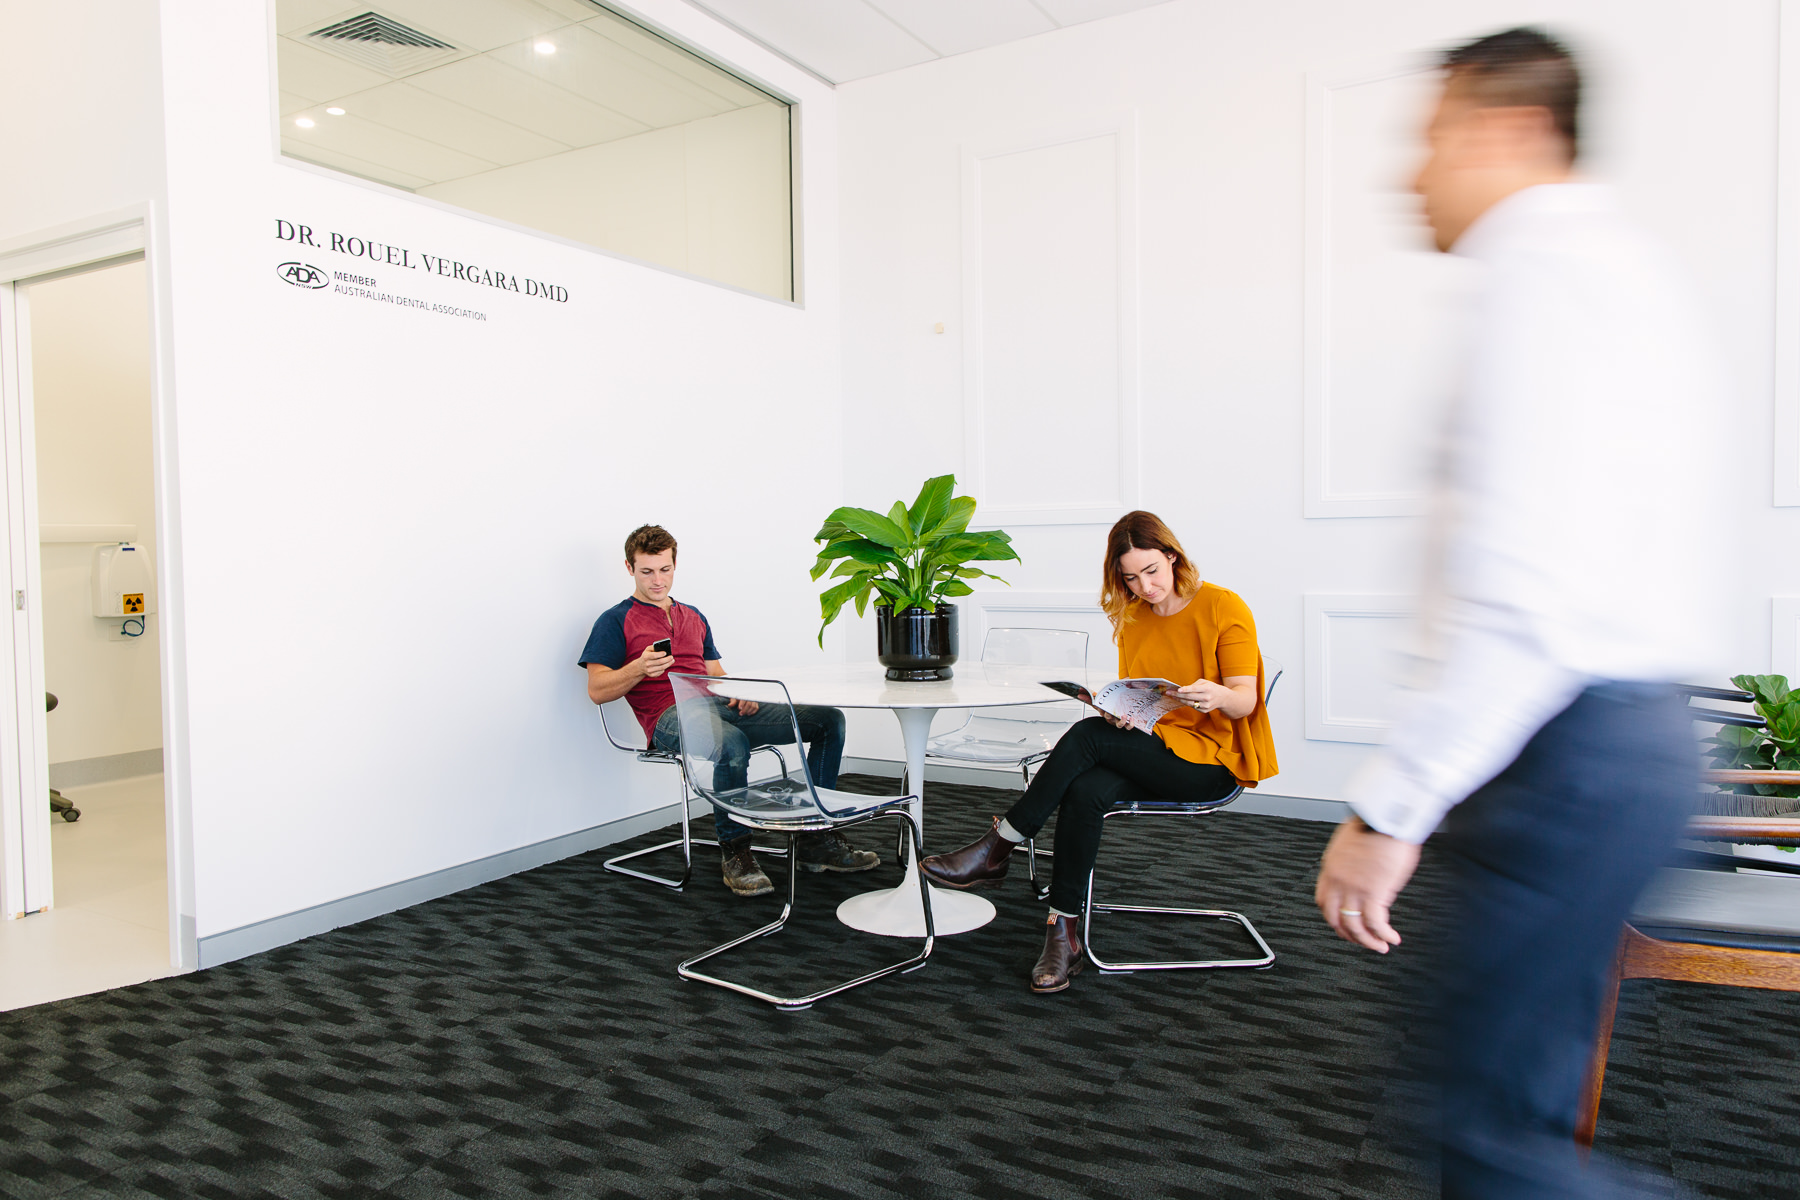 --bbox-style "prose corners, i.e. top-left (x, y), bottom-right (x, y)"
top-left (306, 11), bottom-right (461, 76)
